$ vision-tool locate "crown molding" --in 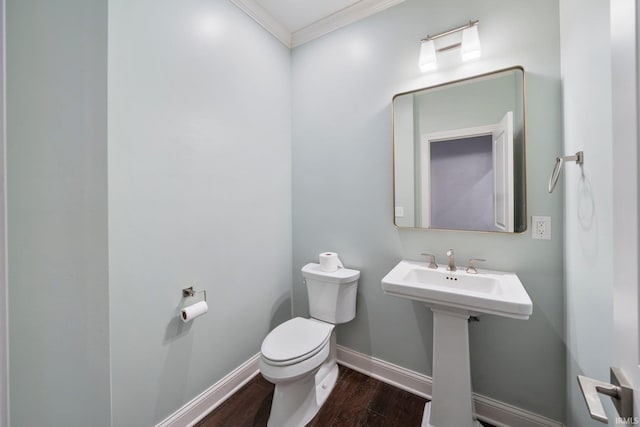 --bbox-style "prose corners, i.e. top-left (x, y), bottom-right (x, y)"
top-left (230, 0), bottom-right (292, 47)
top-left (291, 0), bottom-right (405, 47)
top-left (230, 0), bottom-right (406, 48)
